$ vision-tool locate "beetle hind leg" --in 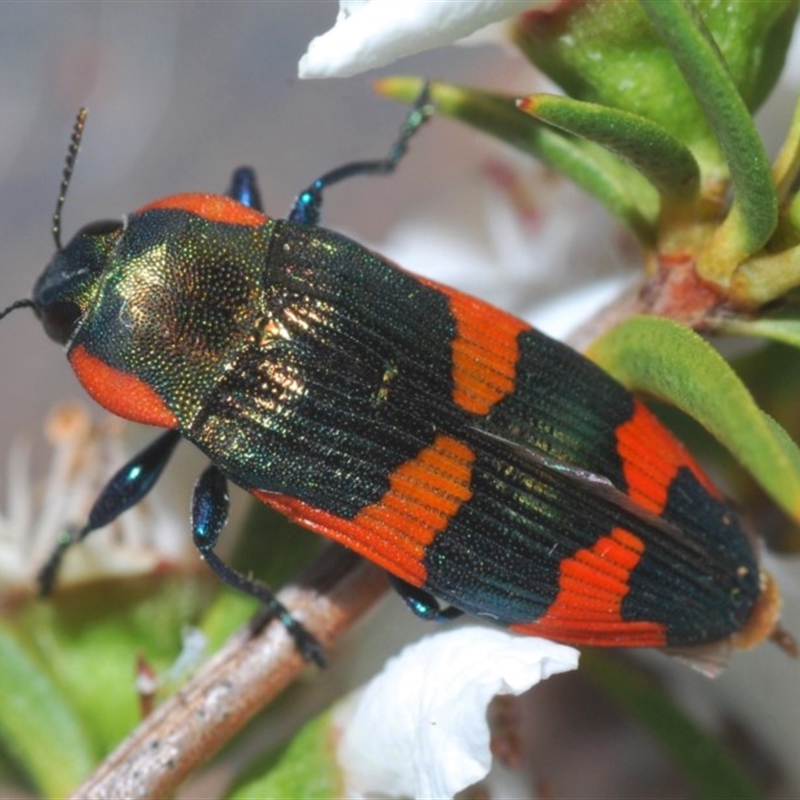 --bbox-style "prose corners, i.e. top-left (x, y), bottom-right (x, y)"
top-left (388, 574), bottom-right (463, 622)
top-left (191, 464), bottom-right (326, 667)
